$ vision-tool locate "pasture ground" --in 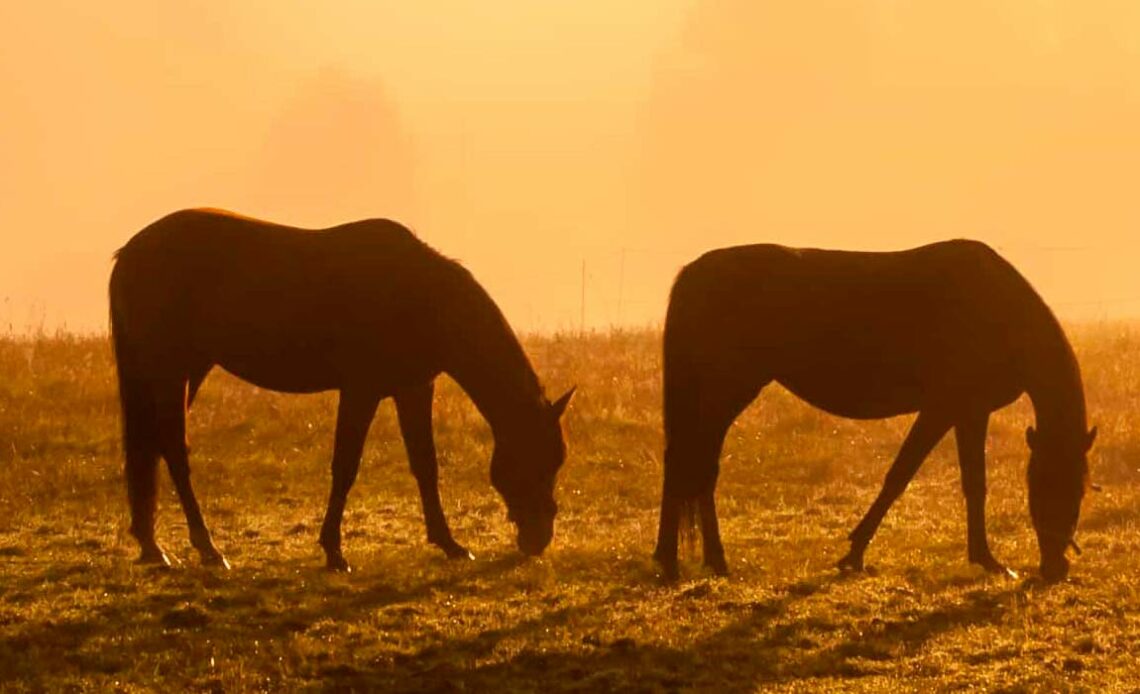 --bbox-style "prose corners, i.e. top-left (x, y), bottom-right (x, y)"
top-left (1, 326), bottom-right (1139, 692)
